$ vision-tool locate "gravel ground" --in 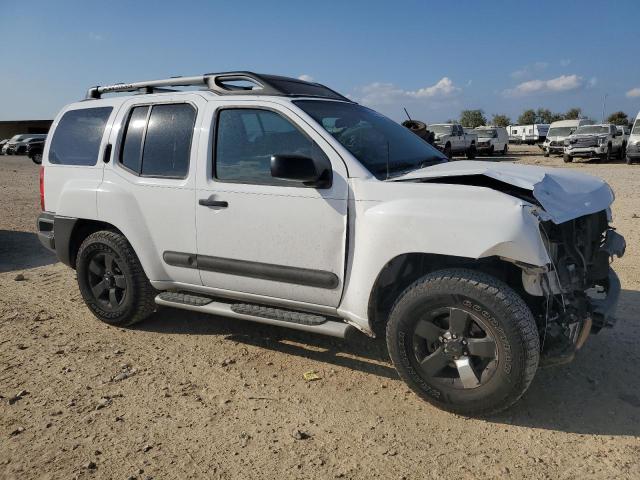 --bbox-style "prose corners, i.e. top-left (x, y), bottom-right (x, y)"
top-left (1, 146), bottom-right (639, 480)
